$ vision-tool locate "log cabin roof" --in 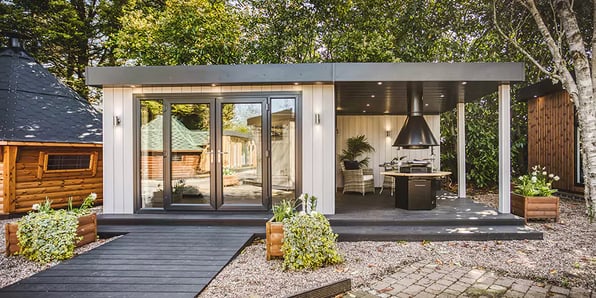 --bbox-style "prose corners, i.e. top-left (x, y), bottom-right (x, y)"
top-left (0, 46), bottom-right (102, 144)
